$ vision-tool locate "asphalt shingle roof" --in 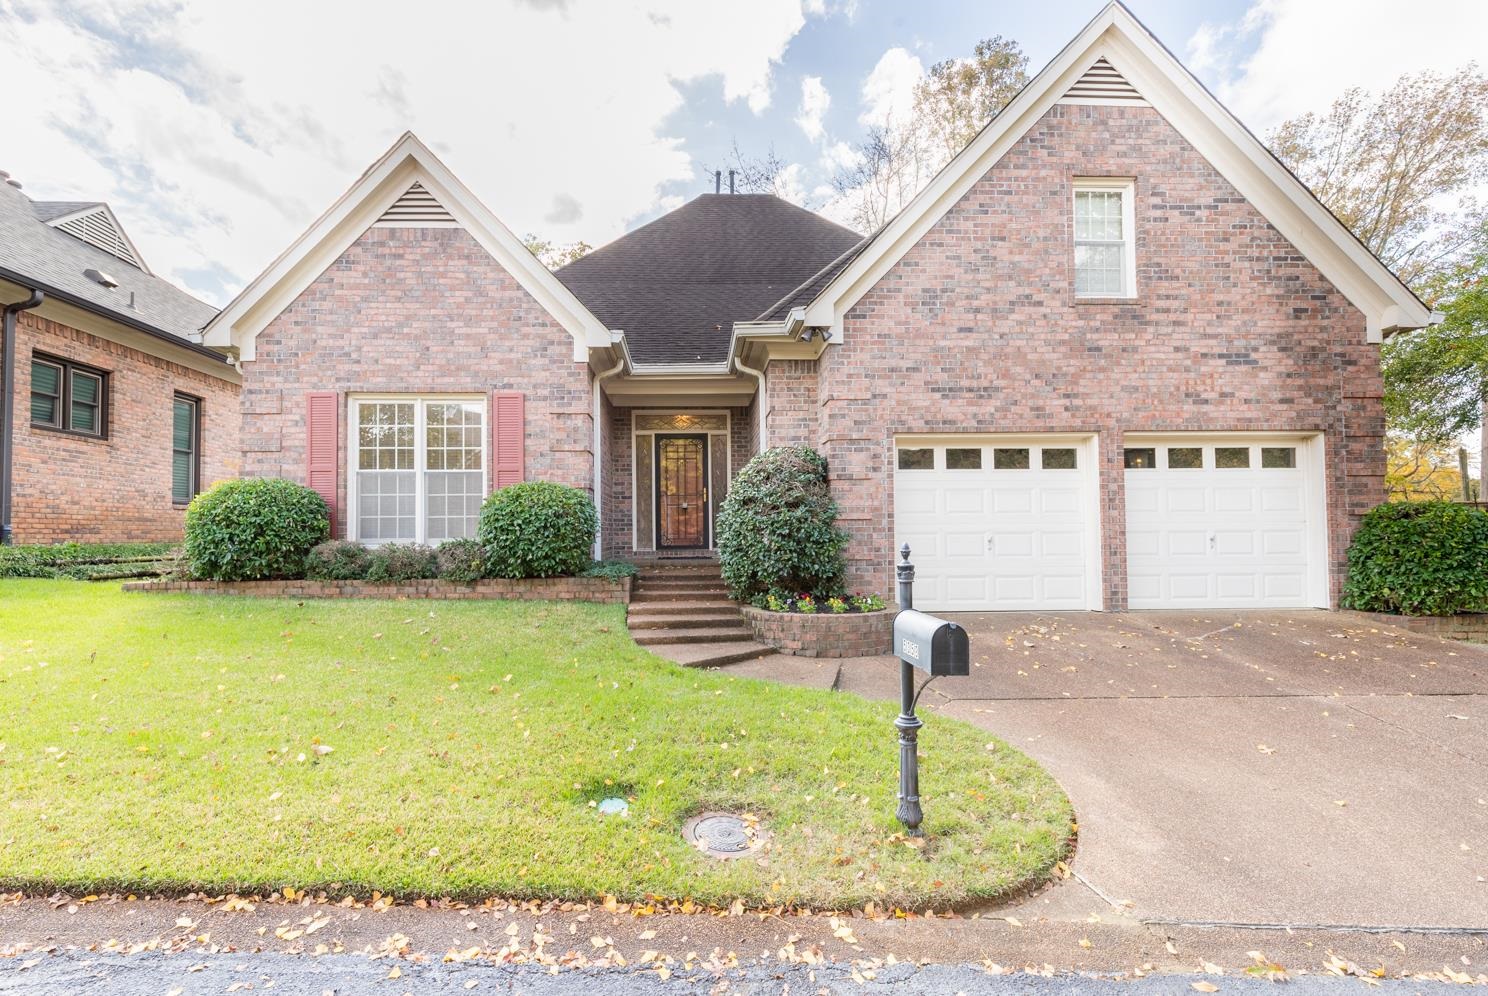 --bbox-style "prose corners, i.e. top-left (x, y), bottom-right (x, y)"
top-left (555, 194), bottom-right (862, 365)
top-left (0, 182), bottom-right (219, 347)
